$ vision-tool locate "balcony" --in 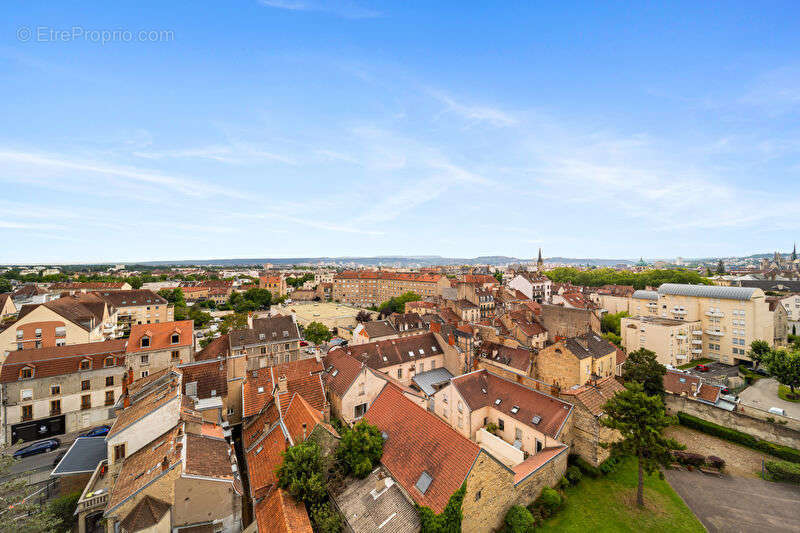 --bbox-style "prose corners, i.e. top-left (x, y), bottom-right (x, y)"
top-left (476, 428), bottom-right (524, 468)
top-left (692, 330), bottom-right (703, 336)
top-left (672, 309), bottom-right (687, 315)
top-left (705, 310), bottom-right (725, 318)
top-left (691, 339), bottom-right (703, 345)
top-left (692, 349), bottom-right (703, 354)
top-left (706, 329), bottom-right (725, 336)
top-left (77, 459), bottom-right (111, 514)
top-left (675, 334), bottom-right (687, 341)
